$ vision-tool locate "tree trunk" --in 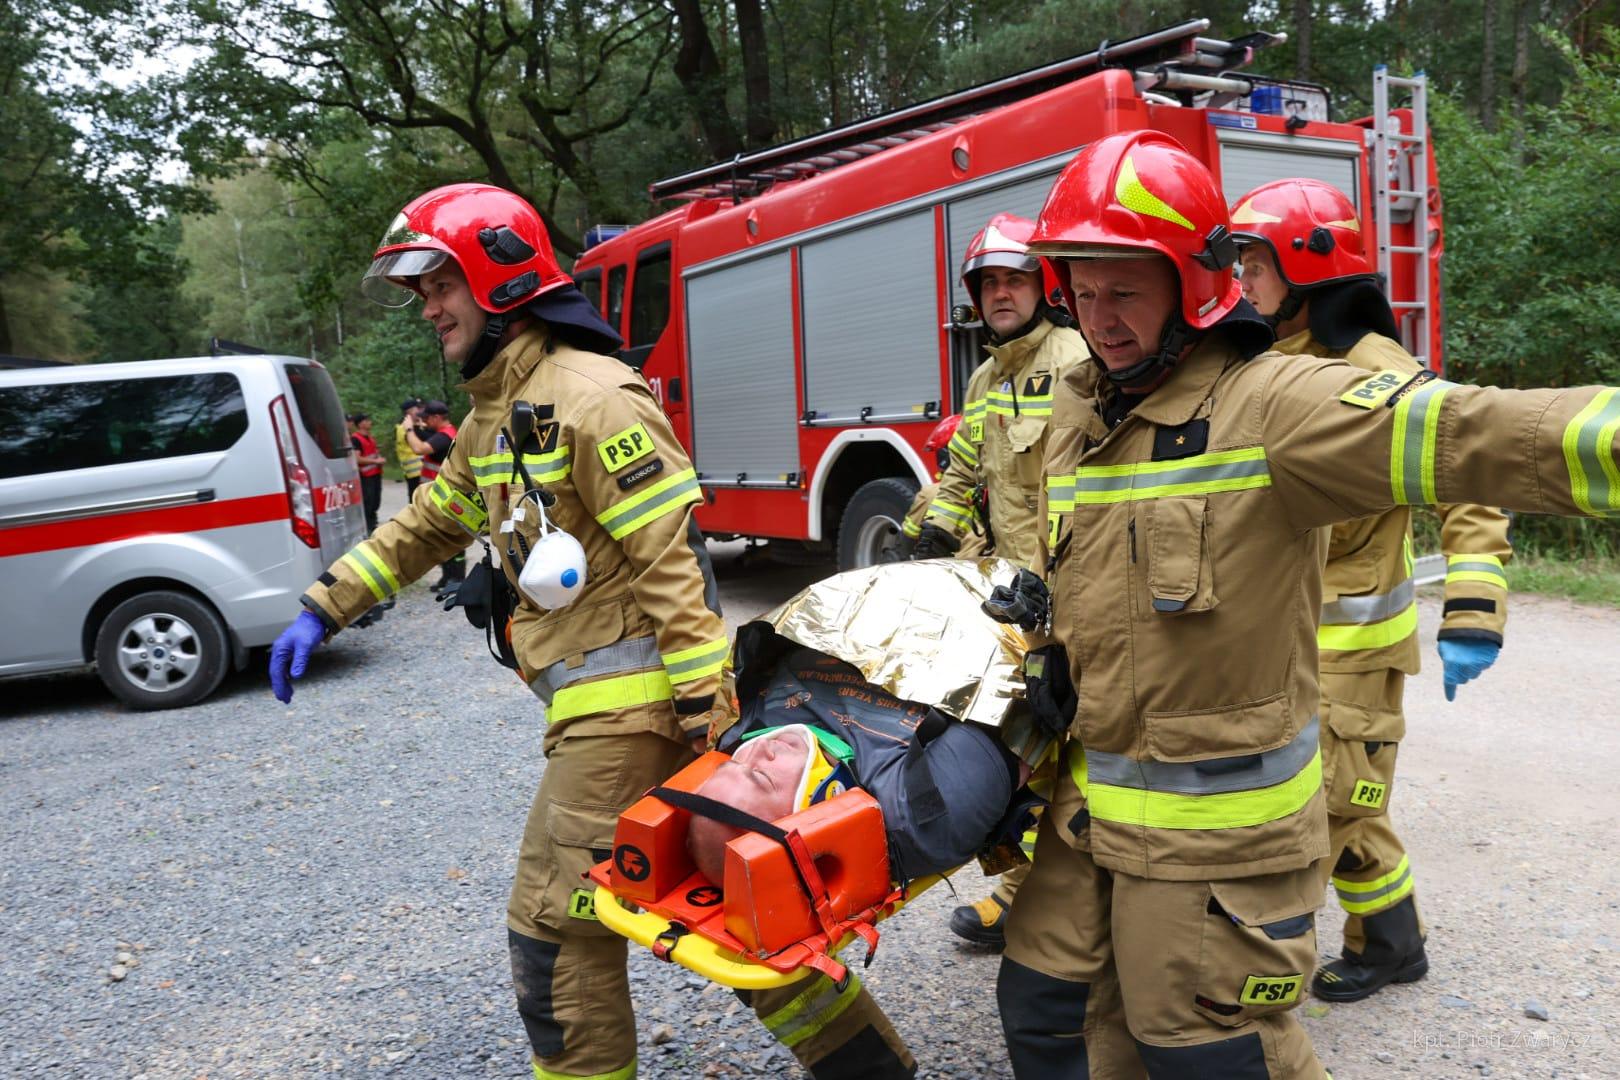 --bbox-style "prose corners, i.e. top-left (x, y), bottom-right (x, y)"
top-left (733, 0), bottom-right (774, 147)
top-left (1481, 0), bottom-right (1499, 130)
top-left (1511, 0), bottom-right (1533, 131)
top-left (0, 281), bottom-right (12, 356)
top-left (671, 0), bottom-right (741, 160)
top-left (1294, 0), bottom-right (1312, 80)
